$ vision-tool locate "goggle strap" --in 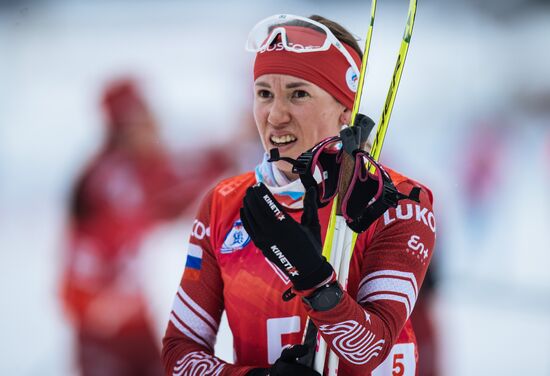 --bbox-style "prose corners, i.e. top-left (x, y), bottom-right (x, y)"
top-left (268, 148), bottom-right (322, 199)
top-left (346, 183), bottom-right (422, 233)
top-left (268, 147), bottom-right (304, 169)
top-left (406, 186), bottom-right (421, 203)
top-left (345, 180), bottom-right (395, 233)
top-left (294, 151), bottom-right (315, 175)
top-left (267, 147), bottom-right (281, 162)
top-left (340, 150), bottom-right (382, 222)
